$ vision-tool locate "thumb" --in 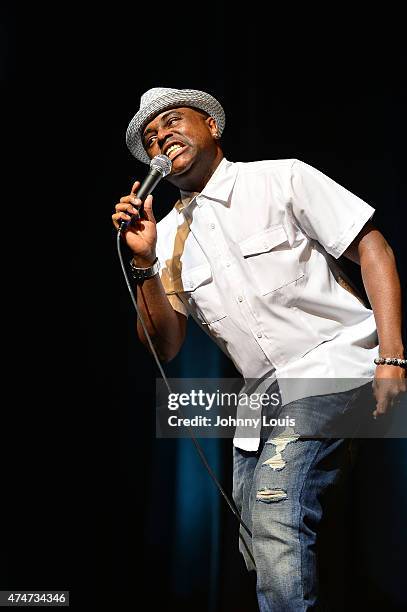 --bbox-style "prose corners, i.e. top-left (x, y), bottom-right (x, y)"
top-left (142, 194), bottom-right (156, 222)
